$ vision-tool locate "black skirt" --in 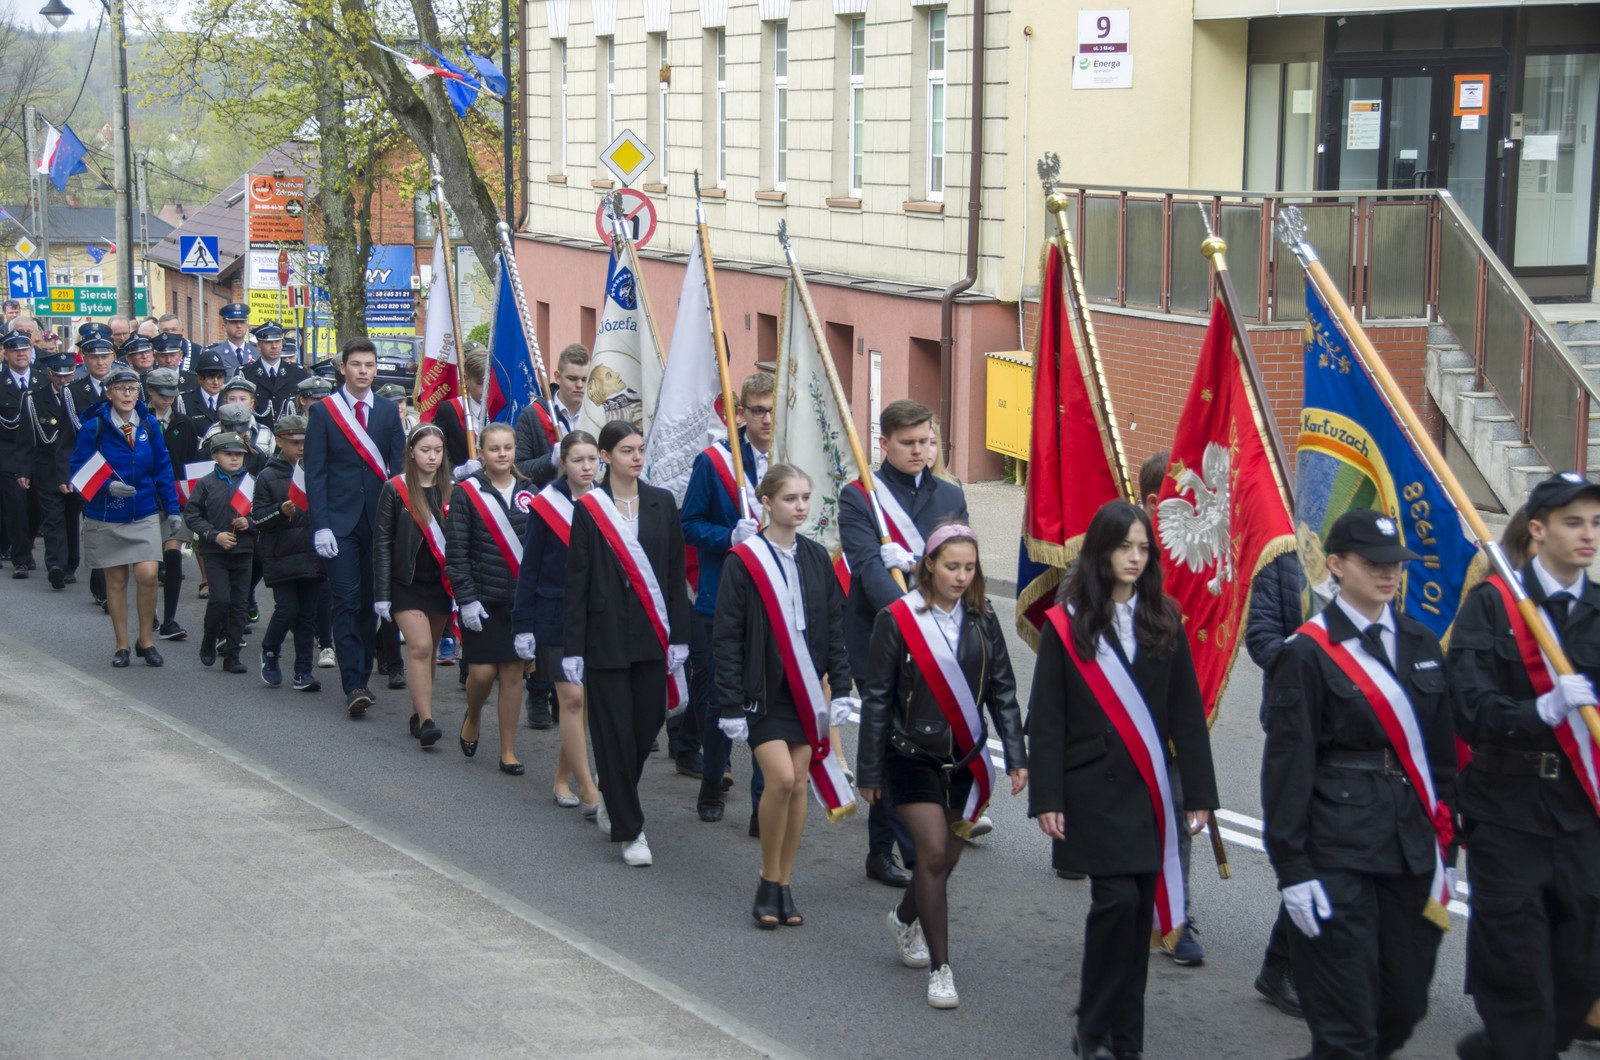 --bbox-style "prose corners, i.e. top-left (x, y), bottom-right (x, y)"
top-left (884, 747), bottom-right (975, 810)
top-left (747, 683), bottom-right (809, 748)
top-left (462, 603), bottom-right (517, 664)
top-left (392, 540), bottom-right (452, 614)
